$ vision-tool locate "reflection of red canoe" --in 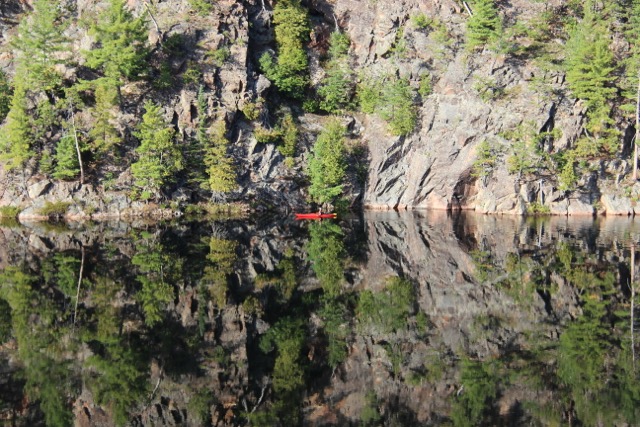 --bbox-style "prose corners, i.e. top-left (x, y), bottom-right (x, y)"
top-left (294, 213), bottom-right (337, 220)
